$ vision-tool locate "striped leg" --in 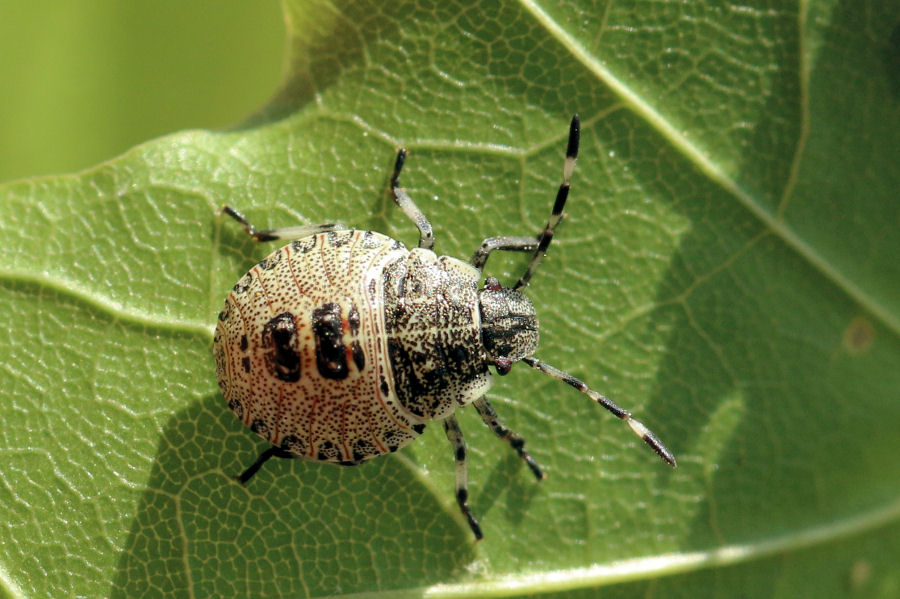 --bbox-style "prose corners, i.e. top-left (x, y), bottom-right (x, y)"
top-left (391, 149), bottom-right (435, 250)
top-left (470, 236), bottom-right (539, 271)
top-left (221, 205), bottom-right (342, 243)
top-left (521, 357), bottom-right (677, 467)
top-left (235, 446), bottom-right (295, 484)
top-left (513, 115), bottom-right (580, 290)
top-left (473, 397), bottom-right (545, 480)
top-left (442, 414), bottom-right (483, 540)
